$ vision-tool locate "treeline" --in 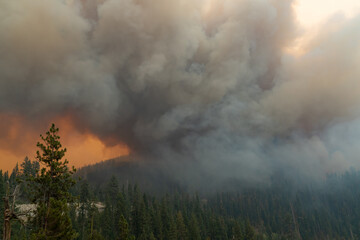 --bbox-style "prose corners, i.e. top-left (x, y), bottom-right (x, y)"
top-left (0, 123), bottom-right (261, 240)
top-left (2, 163), bottom-right (259, 240)
top-left (70, 169), bottom-right (360, 240)
top-left (2, 124), bottom-right (360, 239)
top-left (75, 157), bottom-right (182, 195)
top-left (3, 156), bottom-right (360, 239)
top-left (70, 177), bottom-right (260, 240)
